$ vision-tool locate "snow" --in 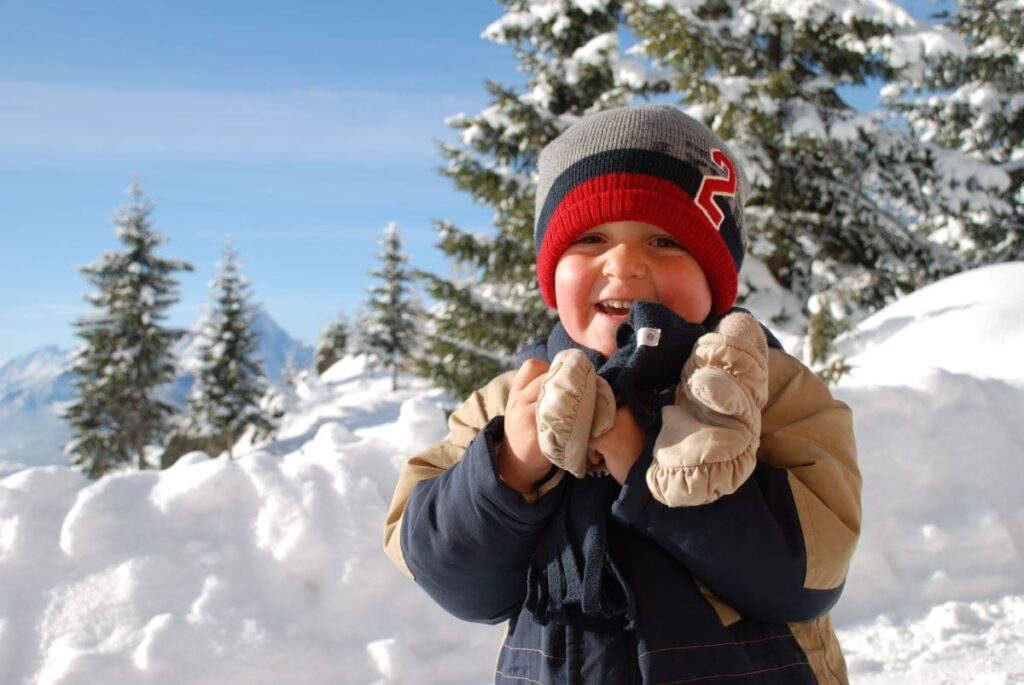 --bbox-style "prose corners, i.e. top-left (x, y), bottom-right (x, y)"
top-left (482, 0), bottom-right (598, 43)
top-left (842, 596), bottom-right (1024, 684)
top-left (571, 31), bottom-right (617, 65)
top-left (614, 59), bottom-right (649, 90)
top-left (3, 264), bottom-right (1024, 683)
top-left (1, 357), bottom-right (502, 685)
top-left (835, 262), bottom-right (1024, 386)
